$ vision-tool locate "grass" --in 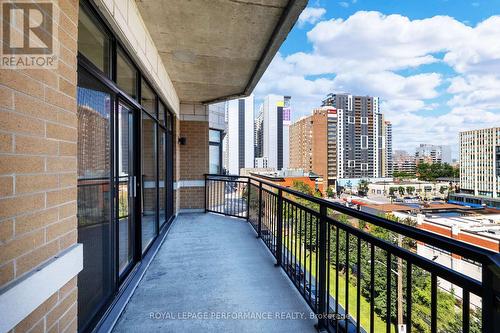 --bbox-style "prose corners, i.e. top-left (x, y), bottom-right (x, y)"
top-left (284, 235), bottom-right (395, 333)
